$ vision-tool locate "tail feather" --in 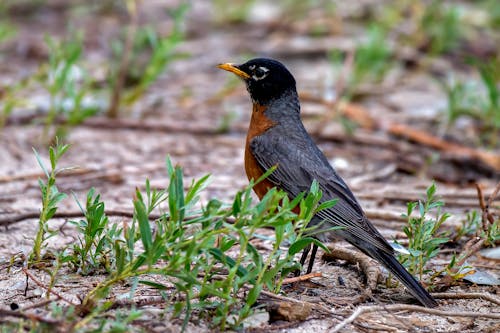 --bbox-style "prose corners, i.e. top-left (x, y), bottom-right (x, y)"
top-left (368, 247), bottom-right (438, 308)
